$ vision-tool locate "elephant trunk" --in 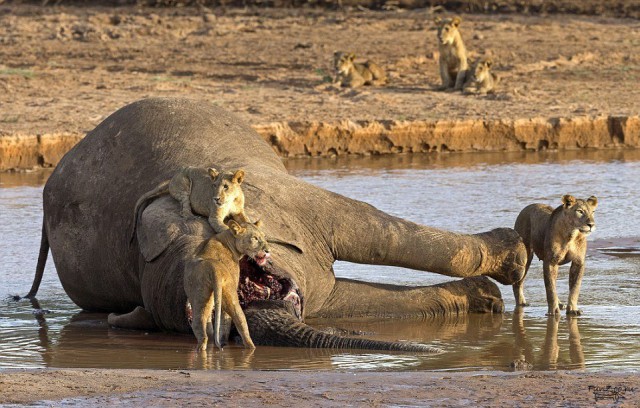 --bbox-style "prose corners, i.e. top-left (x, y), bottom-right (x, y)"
top-left (245, 301), bottom-right (441, 353)
top-left (323, 193), bottom-right (527, 285)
